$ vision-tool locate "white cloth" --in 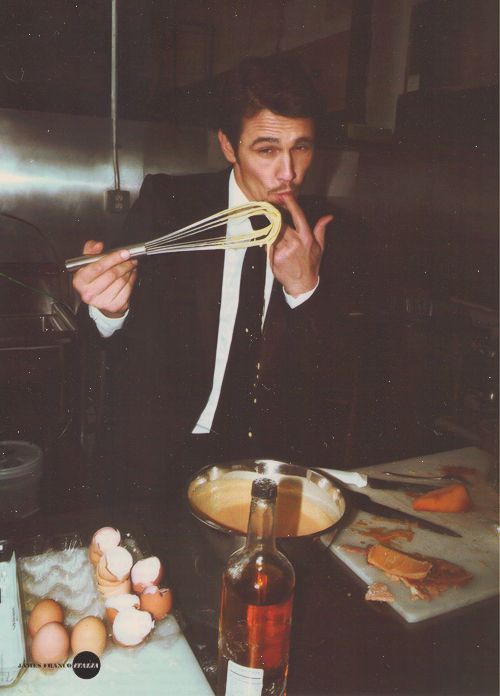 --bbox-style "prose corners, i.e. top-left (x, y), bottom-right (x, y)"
top-left (89, 169), bottom-right (318, 433)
